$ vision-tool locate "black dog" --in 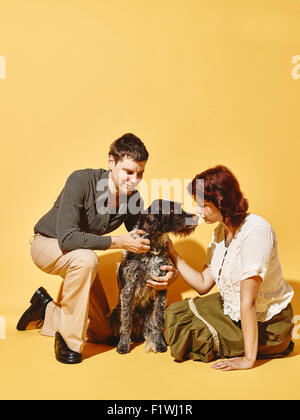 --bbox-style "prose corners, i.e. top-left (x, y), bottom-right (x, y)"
top-left (110, 199), bottom-right (198, 354)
